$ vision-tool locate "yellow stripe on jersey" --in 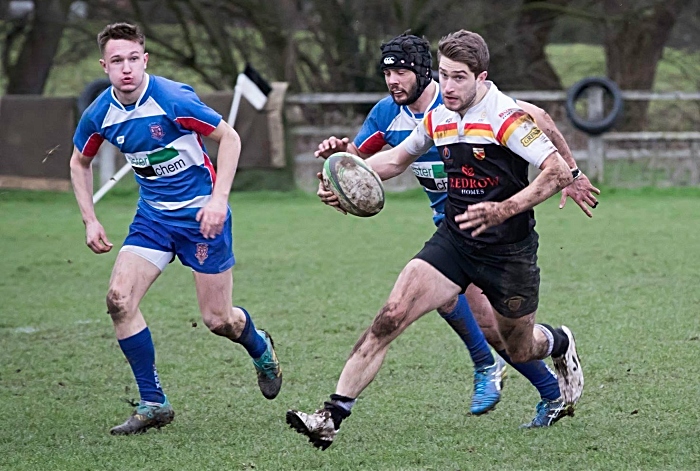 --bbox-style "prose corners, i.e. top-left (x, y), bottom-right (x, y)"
top-left (498, 114), bottom-right (530, 145)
